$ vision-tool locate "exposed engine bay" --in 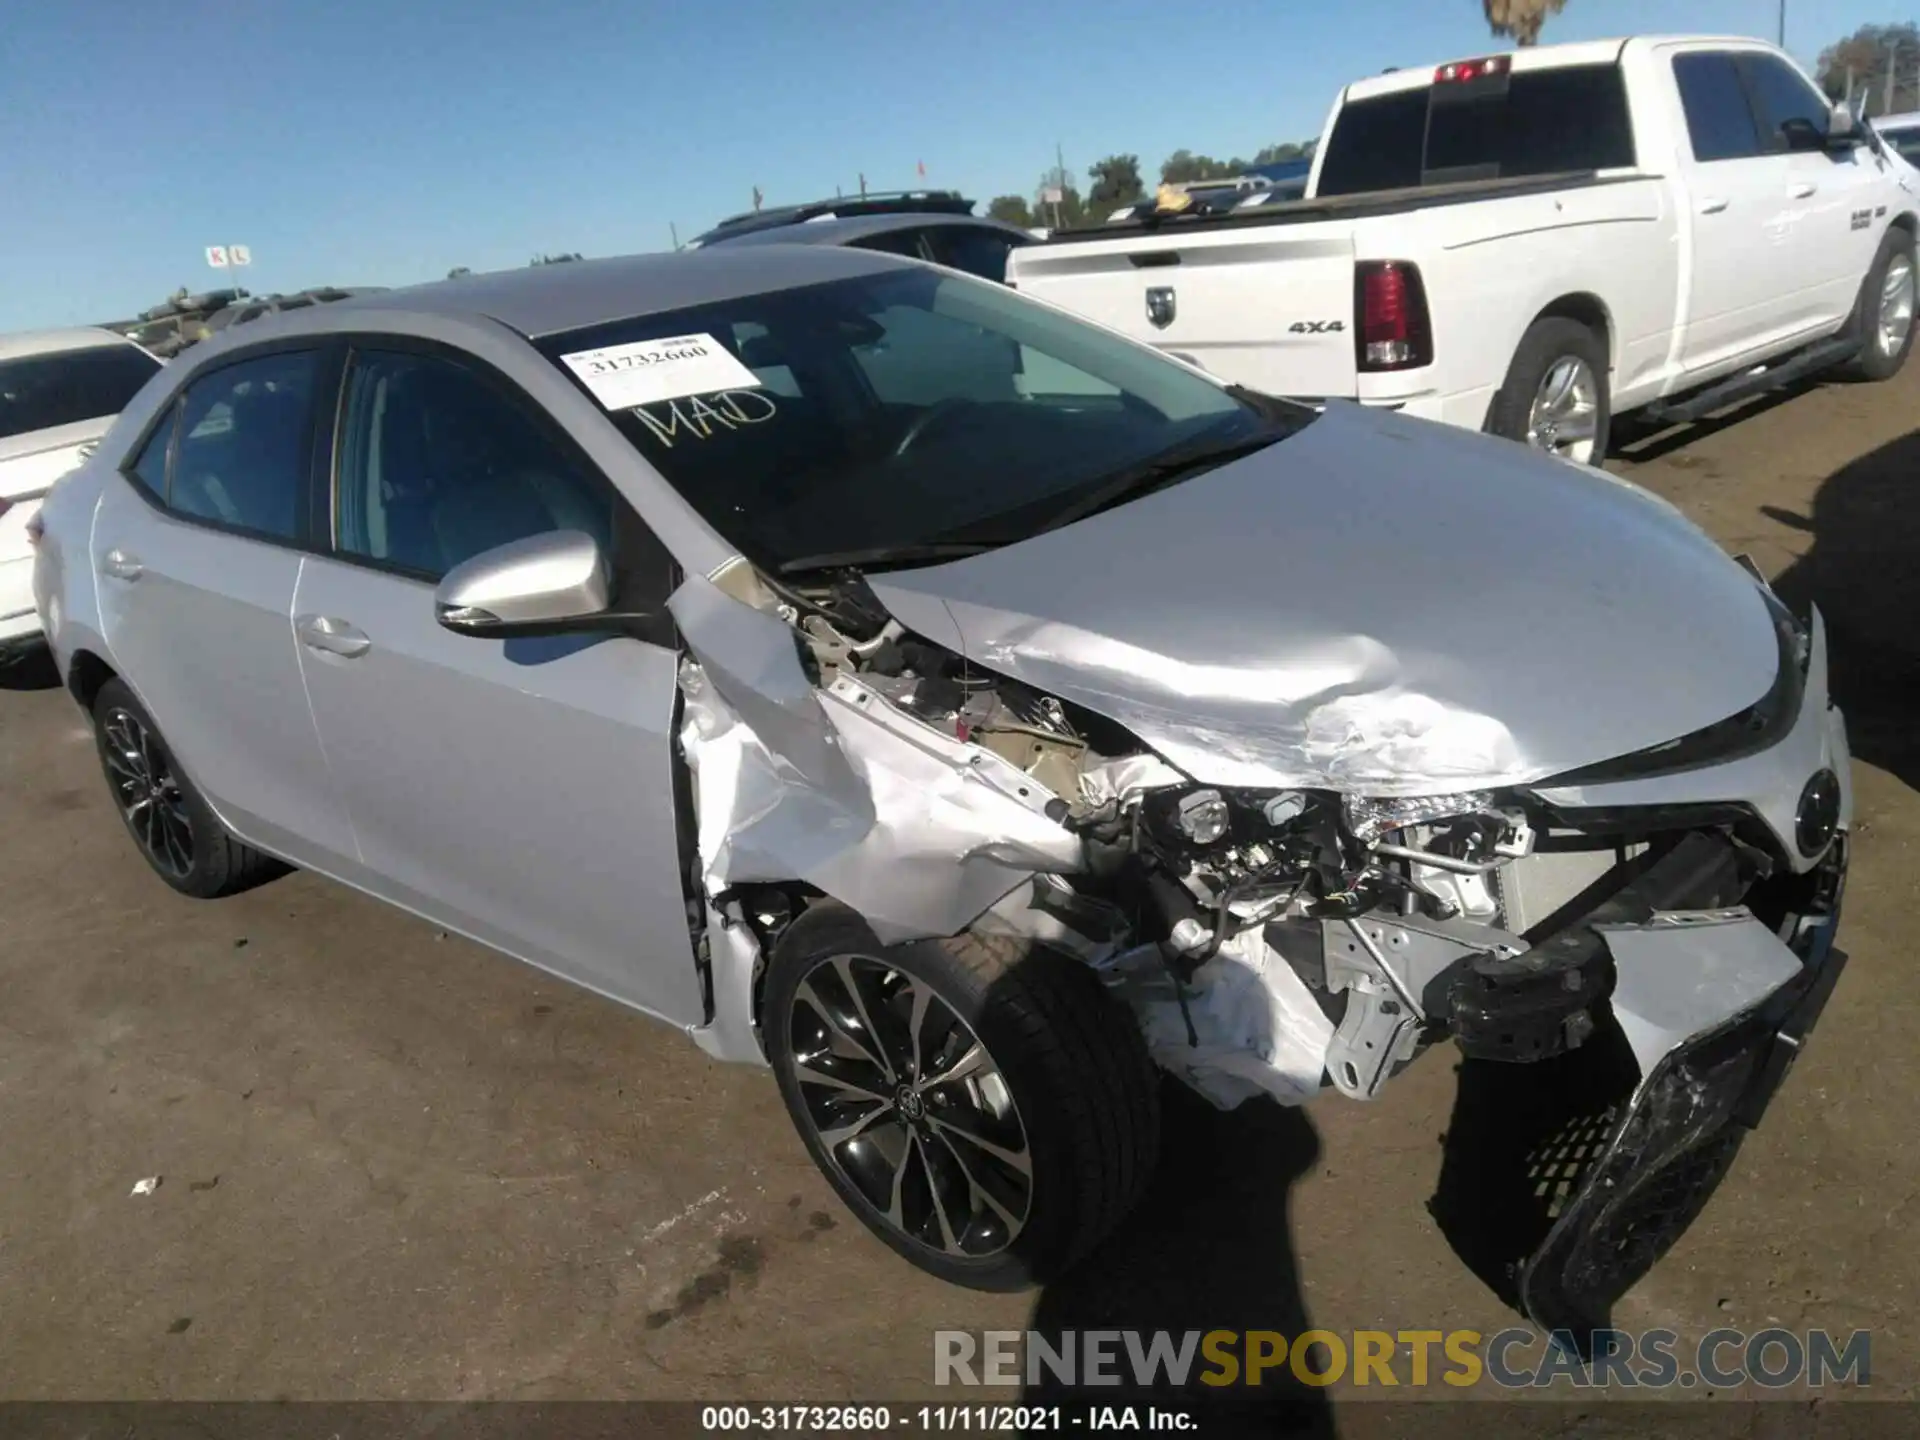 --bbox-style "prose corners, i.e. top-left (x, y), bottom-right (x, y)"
top-left (672, 560), bottom-right (1834, 1113)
